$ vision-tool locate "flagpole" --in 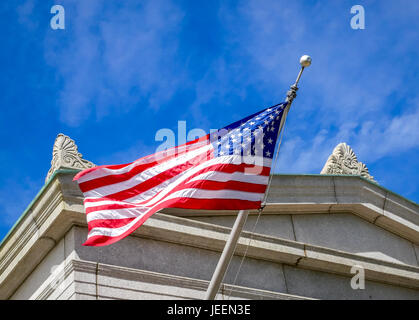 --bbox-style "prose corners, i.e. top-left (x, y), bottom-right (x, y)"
top-left (204, 55), bottom-right (312, 300)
